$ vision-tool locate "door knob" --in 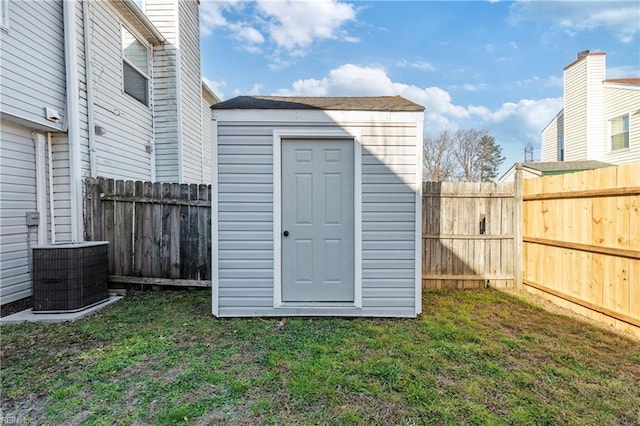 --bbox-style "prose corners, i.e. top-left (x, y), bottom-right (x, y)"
top-left (283, 230), bottom-right (289, 237)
